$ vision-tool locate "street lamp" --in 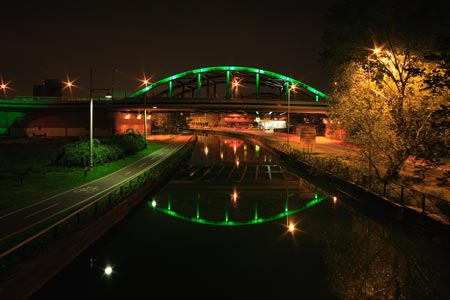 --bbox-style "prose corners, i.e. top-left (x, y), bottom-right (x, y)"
top-left (0, 78), bottom-right (11, 97)
top-left (286, 83), bottom-right (297, 151)
top-left (232, 78), bottom-right (240, 98)
top-left (140, 76), bottom-right (151, 147)
top-left (367, 47), bottom-right (381, 190)
top-left (62, 75), bottom-right (77, 98)
top-left (143, 98), bottom-right (148, 147)
top-left (88, 67), bottom-right (112, 169)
